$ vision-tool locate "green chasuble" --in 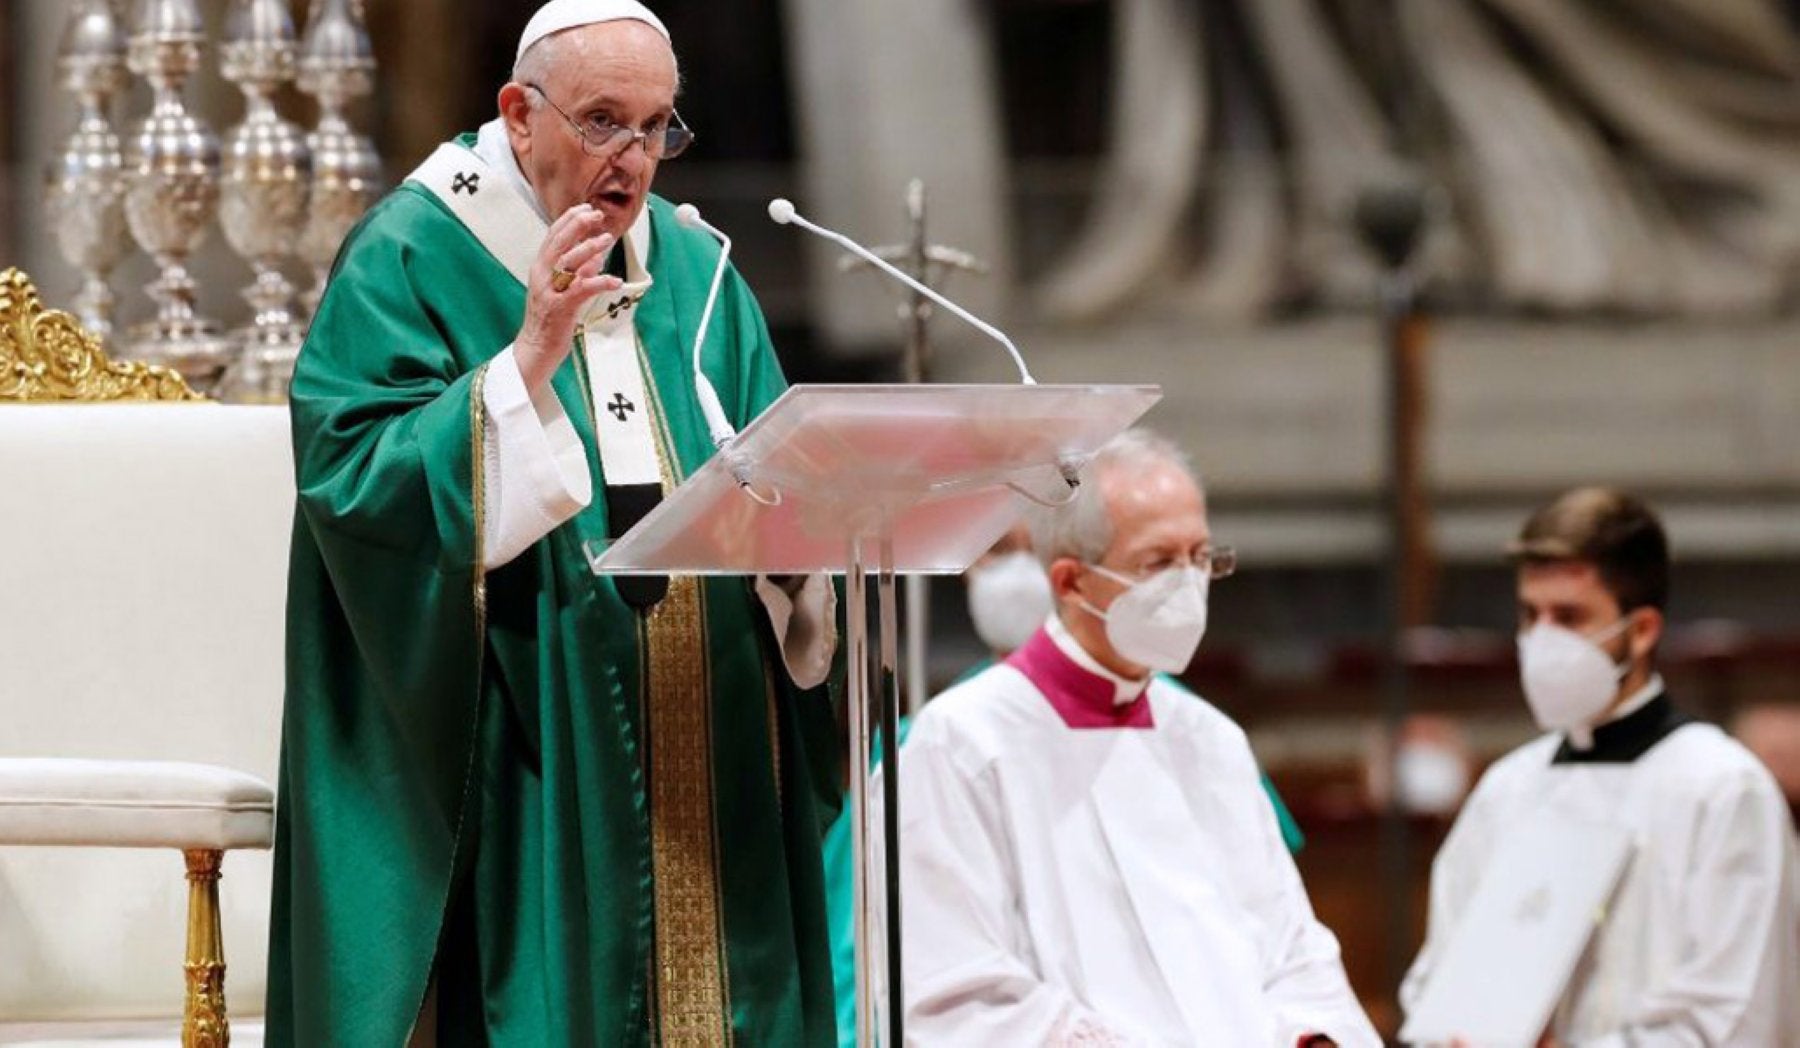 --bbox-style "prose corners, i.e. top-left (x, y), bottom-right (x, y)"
top-left (270, 135), bottom-right (842, 1048)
